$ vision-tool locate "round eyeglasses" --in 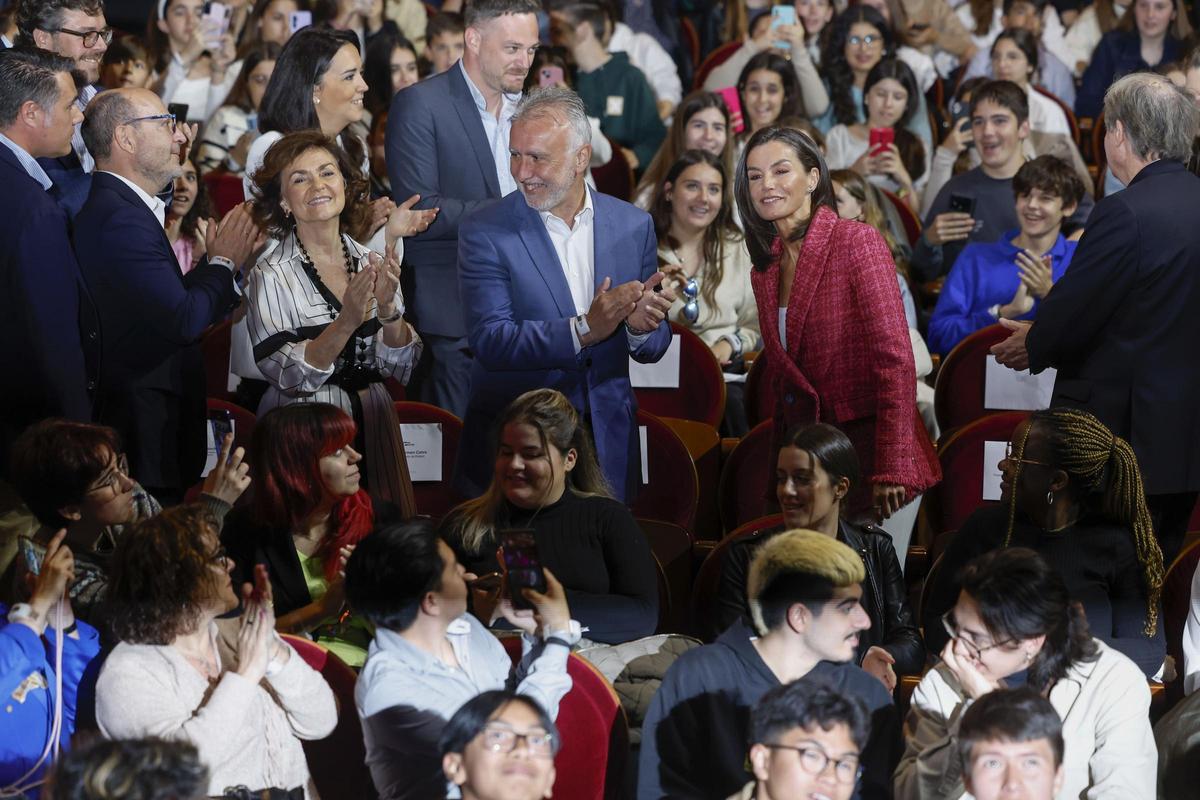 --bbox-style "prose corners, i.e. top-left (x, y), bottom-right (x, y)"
top-left (847, 34), bottom-right (881, 47)
top-left (763, 744), bottom-right (862, 785)
top-left (86, 453), bottom-right (130, 496)
top-left (478, 725), bottom-right (555, 758)
top-left (941, 611), bottom-right (1016, 661)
